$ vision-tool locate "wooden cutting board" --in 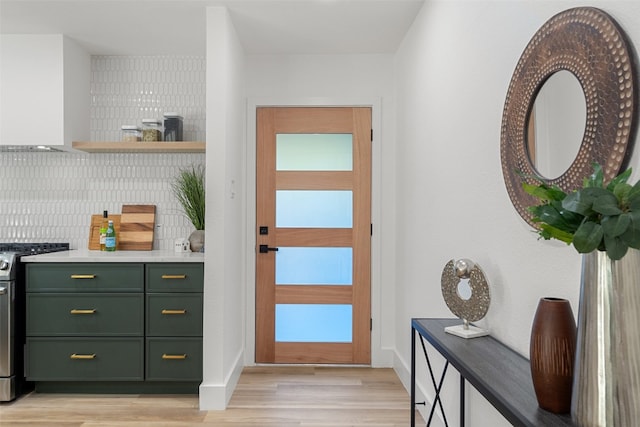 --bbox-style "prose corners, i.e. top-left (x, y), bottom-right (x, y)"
top-left (119, 204), bottom-right (156, 251)
top-left (88, 214), bottom-right (121, 250)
